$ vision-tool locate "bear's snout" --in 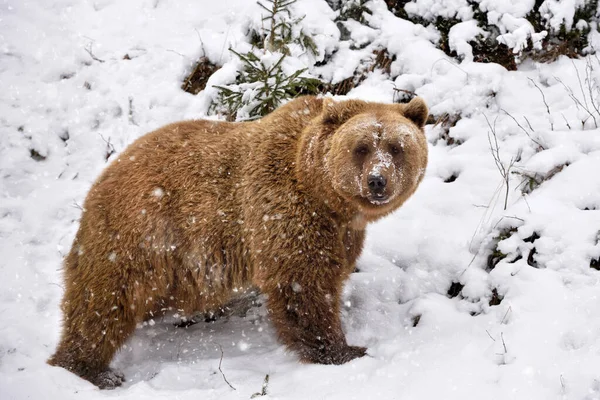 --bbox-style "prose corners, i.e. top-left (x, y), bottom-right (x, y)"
top-left (367, 174), bottom-right (387, 195)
